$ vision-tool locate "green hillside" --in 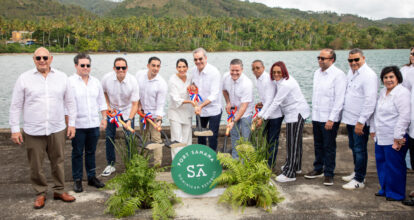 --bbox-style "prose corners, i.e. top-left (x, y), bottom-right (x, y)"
top-left (56, 0), bottom-right (118, 15)
top-left (0, 0), bottom-right (94, 20)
